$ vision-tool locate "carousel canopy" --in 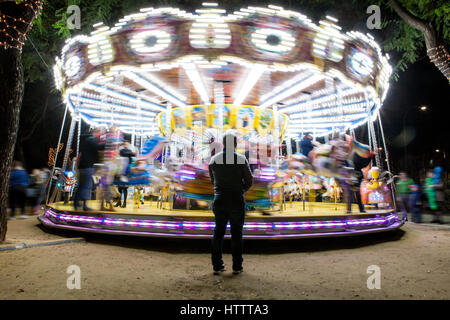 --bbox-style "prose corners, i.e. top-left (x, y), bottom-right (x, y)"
top-left (54, 3), bottom-right (392, 138)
